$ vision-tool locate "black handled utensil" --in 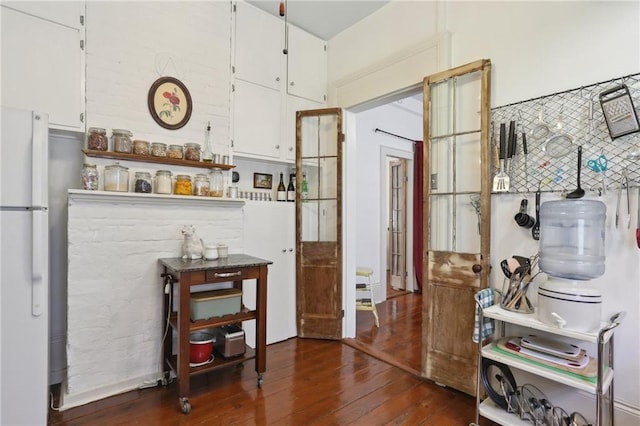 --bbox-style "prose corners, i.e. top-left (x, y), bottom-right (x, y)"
top-left (532, 182), bottom-right (541, 240)
top-left (566, 146), bottom-right (585, 199)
